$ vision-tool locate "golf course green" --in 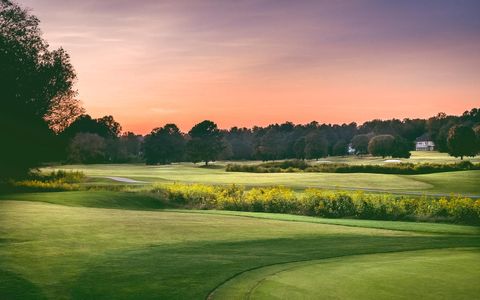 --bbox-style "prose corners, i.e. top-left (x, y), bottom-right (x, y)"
top-left (212, 248), bottom-right (480, 299)
top-left (45, 151), bottom-right (480, 196)
top-left (1, 152), bottom-right (479, 299)
top-left (0, 192), bottom-right (479, 299)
